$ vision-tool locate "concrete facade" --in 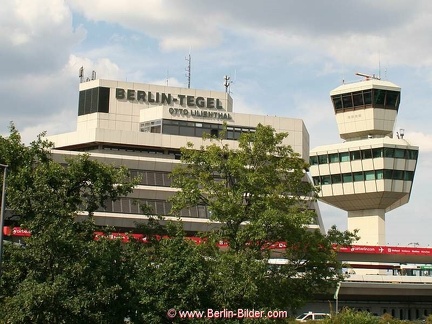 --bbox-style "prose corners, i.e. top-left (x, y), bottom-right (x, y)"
top-left (47, 79), bottom-right (323, 233)
top-left (309, 75), bottom-right (419, 245)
